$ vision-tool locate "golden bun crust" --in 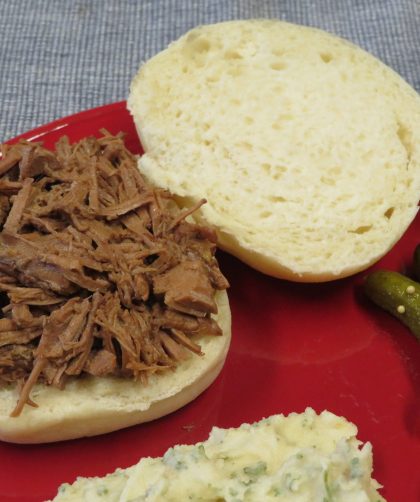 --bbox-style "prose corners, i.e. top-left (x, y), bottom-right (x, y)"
top-left (0, 290), bottom-right (231, 444)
